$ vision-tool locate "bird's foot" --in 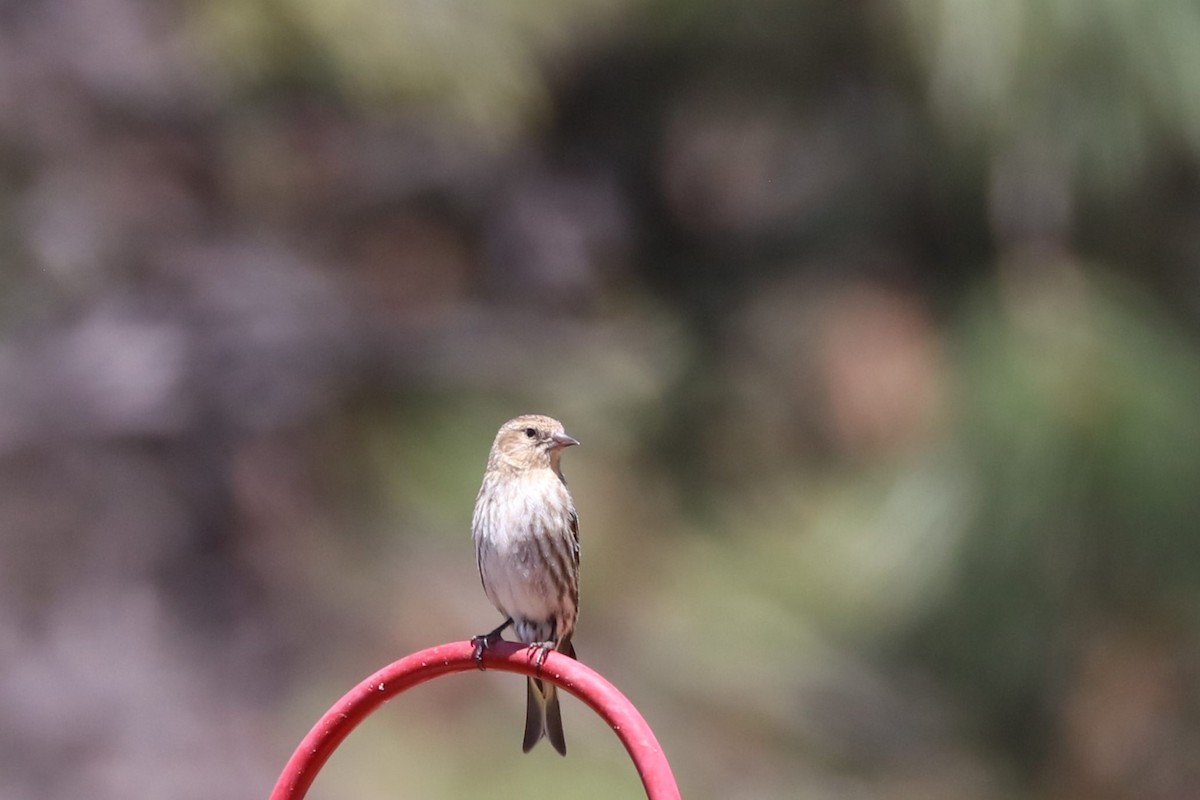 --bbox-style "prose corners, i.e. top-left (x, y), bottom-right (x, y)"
top-left (529, 641), bottom-right (554, 674)
top-left (471, 618), bottom-right (513, 670)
